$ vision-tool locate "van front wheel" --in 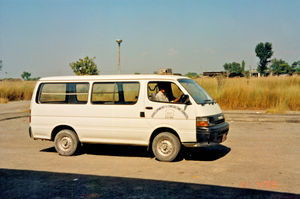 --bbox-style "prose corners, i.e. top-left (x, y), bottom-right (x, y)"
top-left (54, 129), bottom-right (79, 156)
top-left (152, 132), bottom-right (181, 162)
